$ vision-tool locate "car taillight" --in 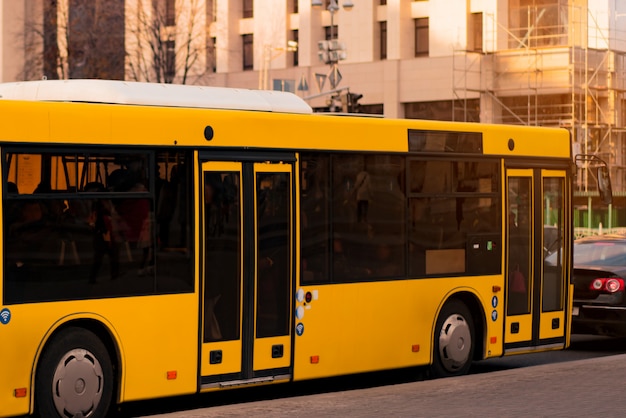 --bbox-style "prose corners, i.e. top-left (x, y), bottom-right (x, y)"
top-left (589, 278), bottom-right (625, 293)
